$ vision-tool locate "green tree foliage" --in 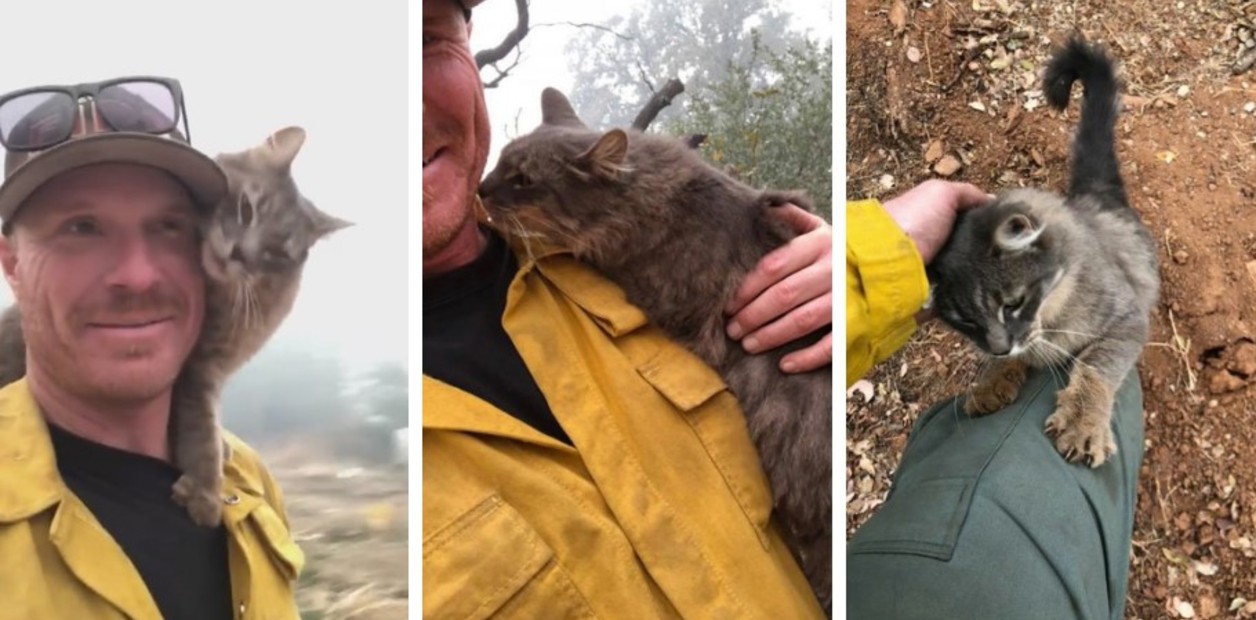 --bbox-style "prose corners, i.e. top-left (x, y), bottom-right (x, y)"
top-left (563, 1), bottom-right (831, 221)
top-left (564, 0), bottom-right (800, 129)
top-left (668, 33), bottom-right (832, 221)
